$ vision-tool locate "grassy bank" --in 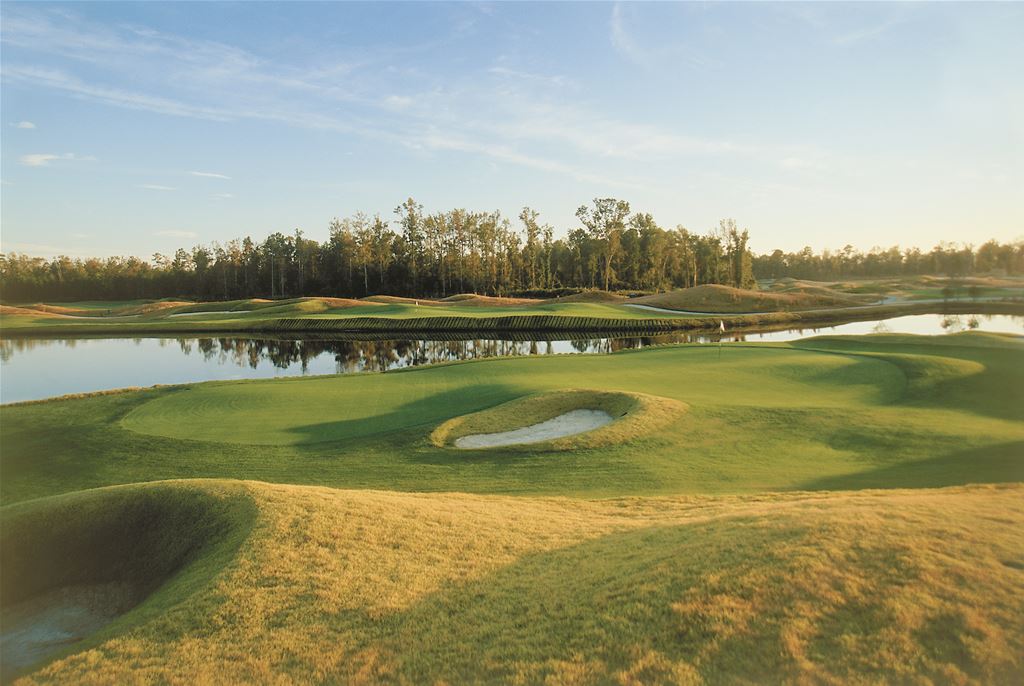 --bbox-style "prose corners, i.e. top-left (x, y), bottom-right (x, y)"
top-left (2, 297), bottom-right (1021, 337)
top-left (3, 479), bottom-right (1021, 684)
